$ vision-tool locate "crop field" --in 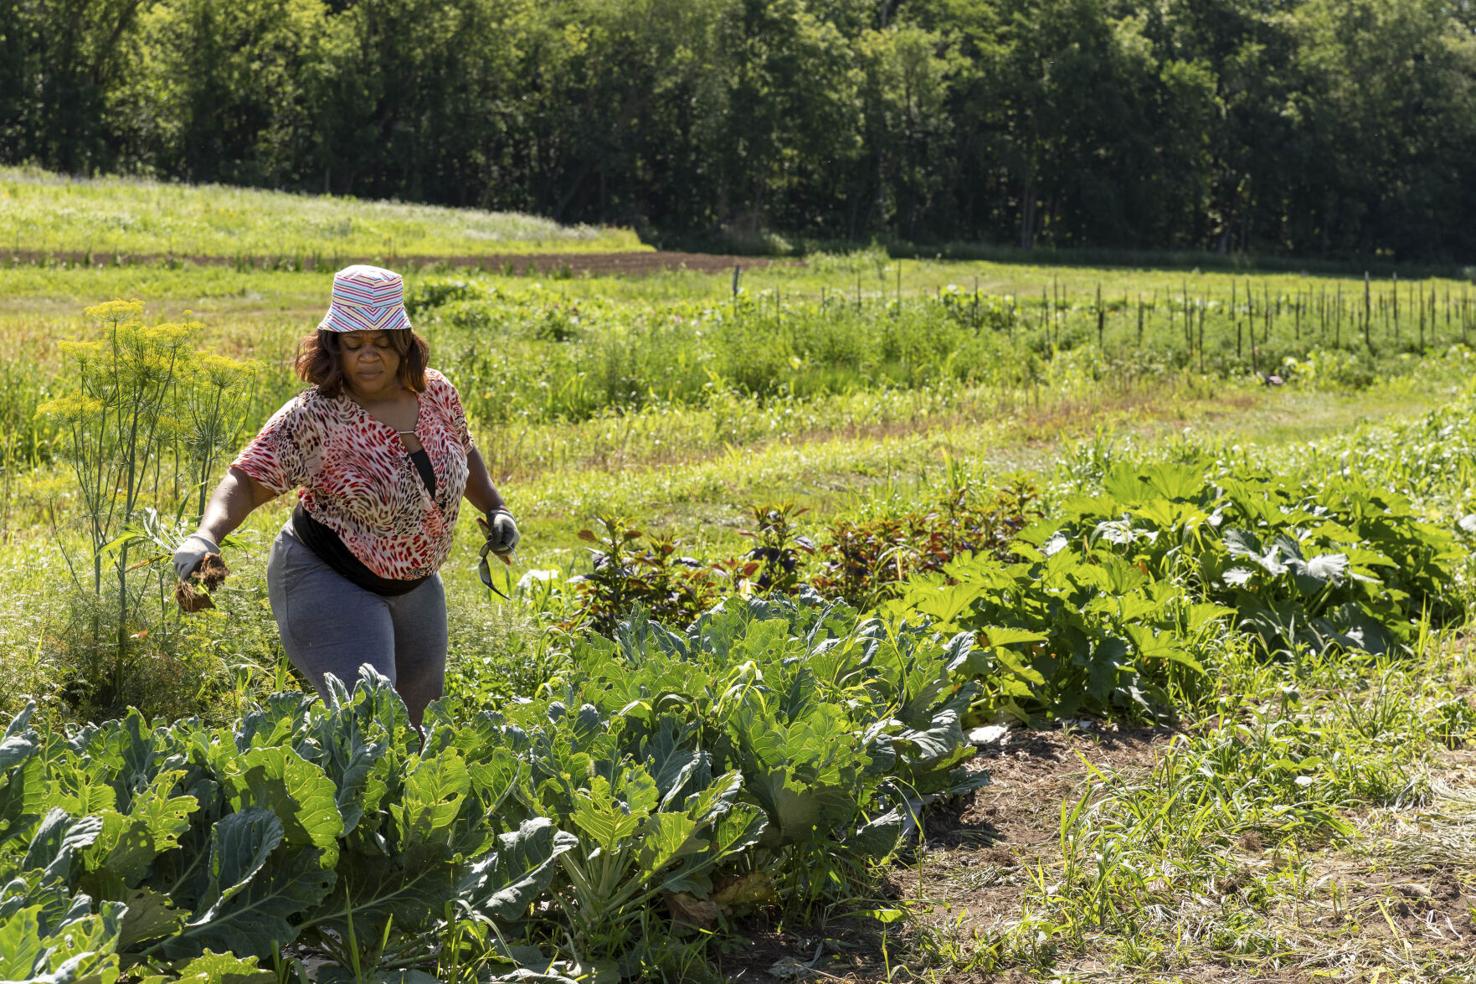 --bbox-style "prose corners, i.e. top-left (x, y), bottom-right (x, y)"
top-left (2, 177), bottom-right (1475, 983)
